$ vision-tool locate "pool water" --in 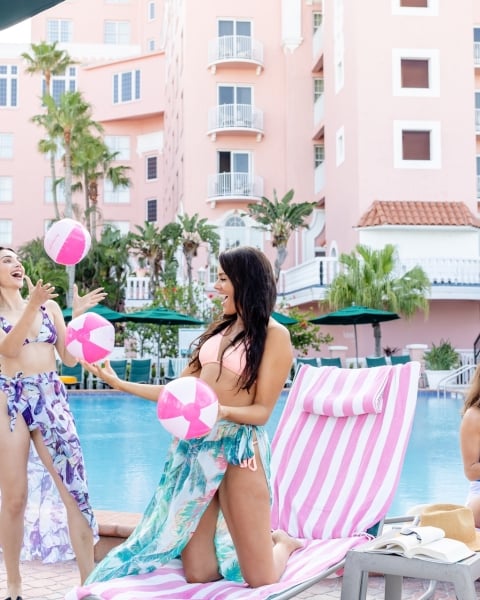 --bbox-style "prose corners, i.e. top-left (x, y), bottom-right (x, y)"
top-left (70, 390), bottom-right (467, 516)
